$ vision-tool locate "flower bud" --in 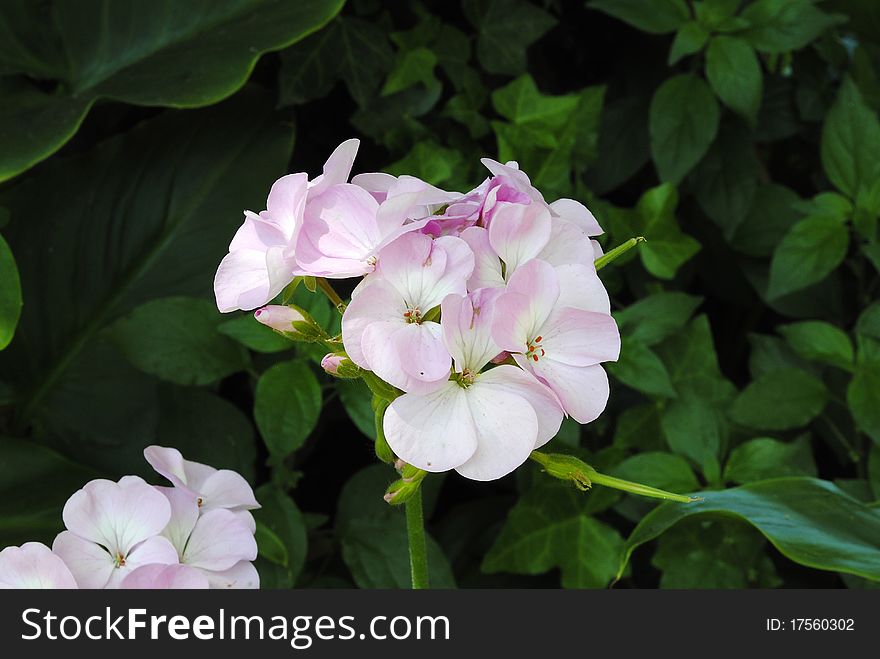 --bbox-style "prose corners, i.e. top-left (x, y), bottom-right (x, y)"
top-left (320, 353), bottom-right (360, 378)
top-left (529, 451), bottom-right (594, 491)
top-left (254, 304), bottom-right (329, 342)
top-left (383, 469), bottom-right (427, 505)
